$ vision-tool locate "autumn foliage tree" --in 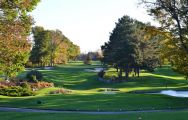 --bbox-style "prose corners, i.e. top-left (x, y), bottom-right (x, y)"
top-left (141, 0), bottom-right (188, 52)
top-left (0, 0), bottom-right (40, 80)
top-left (141, 0), bottom-right (188, 78)
top-left (135, 22), bottom-right (161, 71)
top-left (30, 26), bottom-right (80, 67)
